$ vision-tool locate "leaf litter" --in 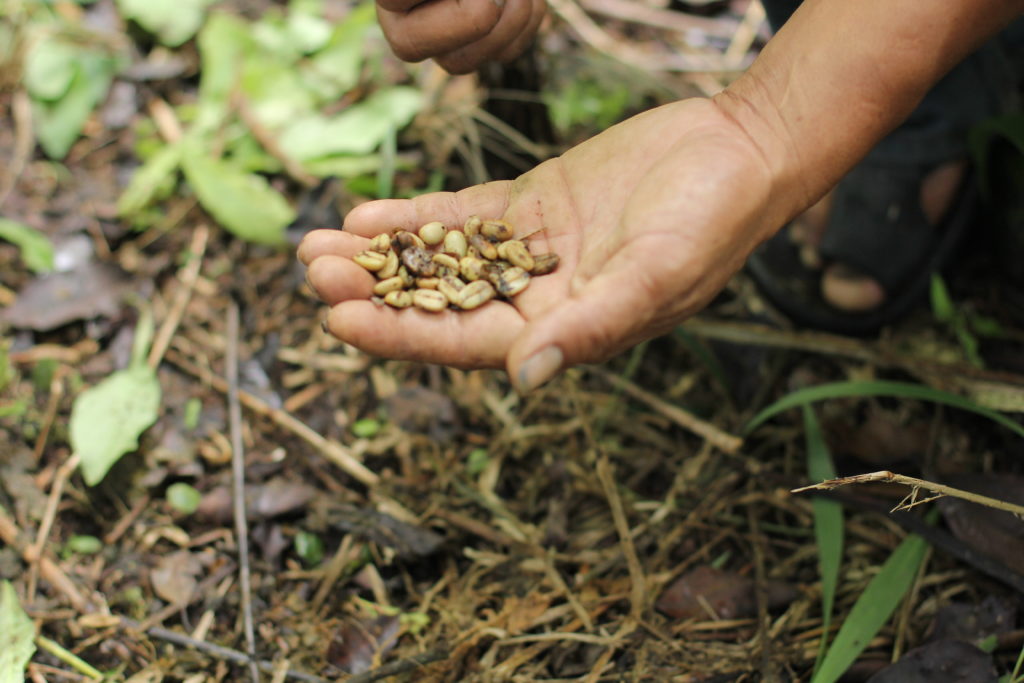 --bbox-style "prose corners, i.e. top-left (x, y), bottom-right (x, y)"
top-left (1, 0), bottom-right (1024, 681)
